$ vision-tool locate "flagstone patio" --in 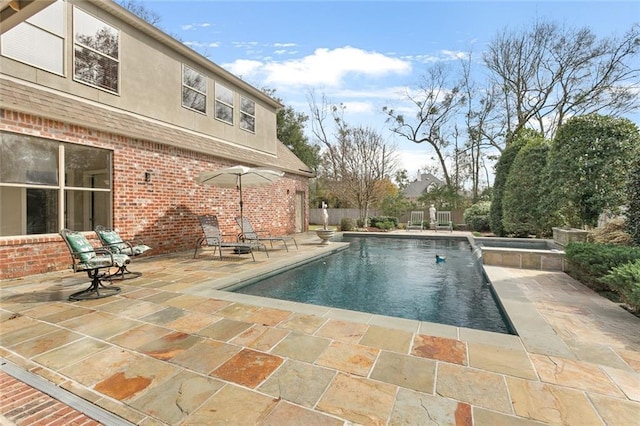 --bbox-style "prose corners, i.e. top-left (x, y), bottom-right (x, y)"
top-left (1, 231), bottom-right (639, 425)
